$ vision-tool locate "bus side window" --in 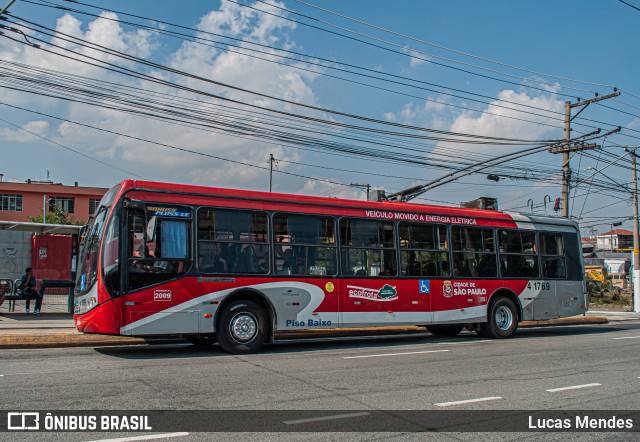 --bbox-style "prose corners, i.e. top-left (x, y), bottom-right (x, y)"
top-left (127, 211), bottom-right (191, 291)
top-left (540, 232), bottom-right (566, 279)
top-left (273, 214), bottom-right (337, 276)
